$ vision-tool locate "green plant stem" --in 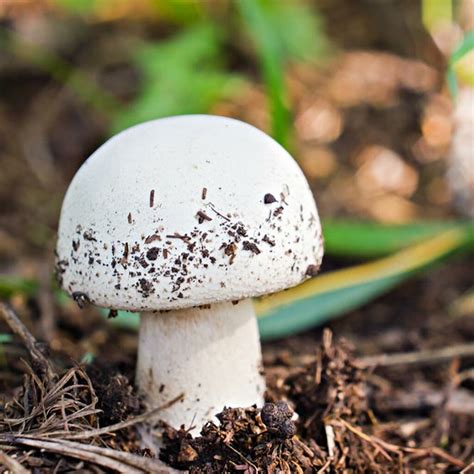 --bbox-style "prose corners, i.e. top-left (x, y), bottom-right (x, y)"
top-left (238, 0), bottom-right (291, 150)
